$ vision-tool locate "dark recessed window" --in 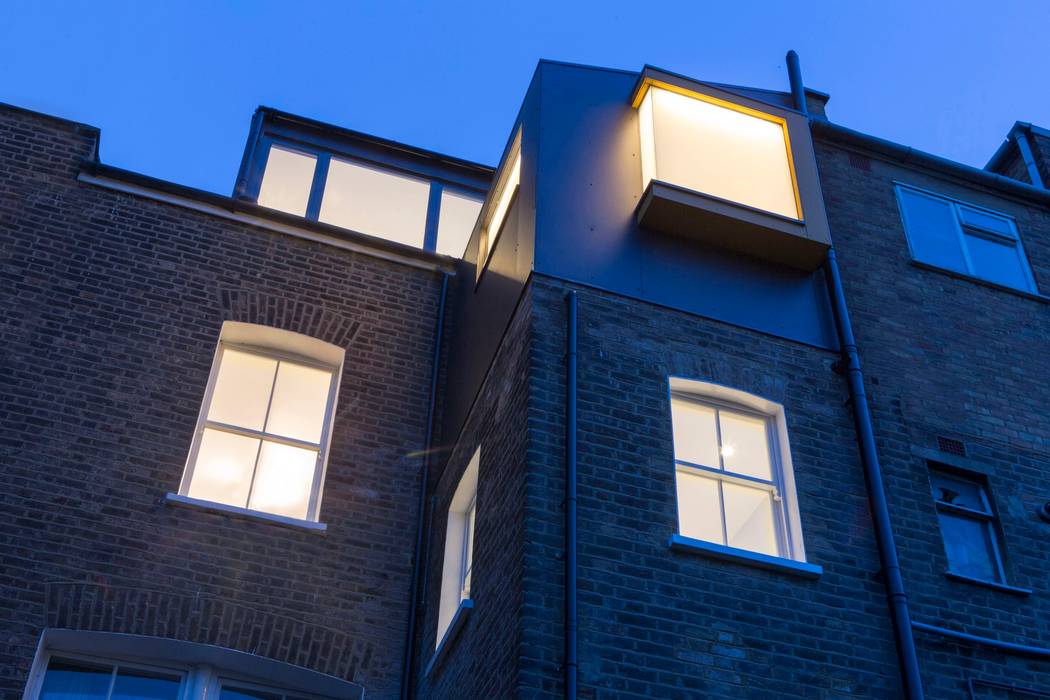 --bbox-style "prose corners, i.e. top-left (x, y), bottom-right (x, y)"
top-left (896, 184), bottom-right (1038, 293)
top-left (928, 467), bottom-right (1006, 583)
